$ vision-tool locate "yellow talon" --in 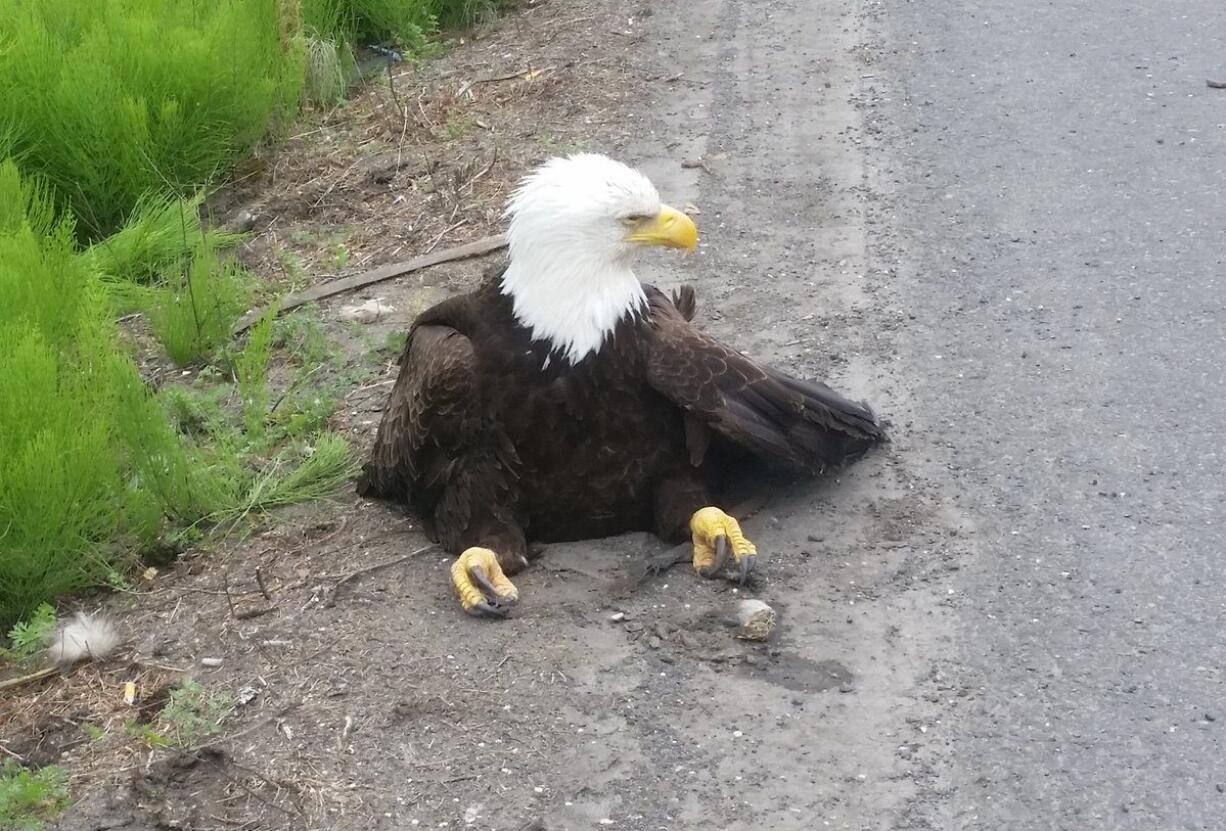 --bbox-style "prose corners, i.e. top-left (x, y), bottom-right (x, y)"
top-left (690, 507), bottom-right (757, 582)
top-left (451, 547), bottom-right (519, 617)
